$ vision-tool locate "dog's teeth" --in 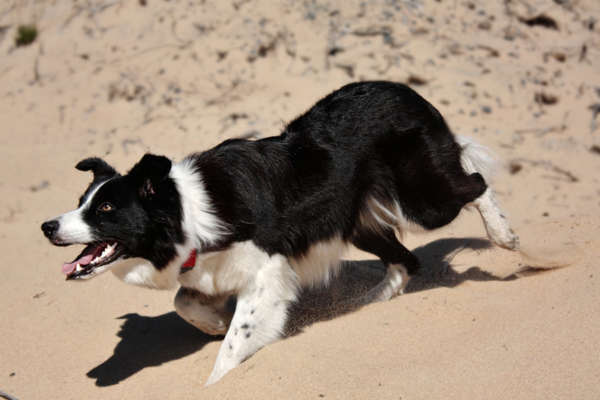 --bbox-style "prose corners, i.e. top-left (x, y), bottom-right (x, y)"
top-left (93, 243), bottom-right (116, 264)
top-left (75, 263), bottom-right (82, 272)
